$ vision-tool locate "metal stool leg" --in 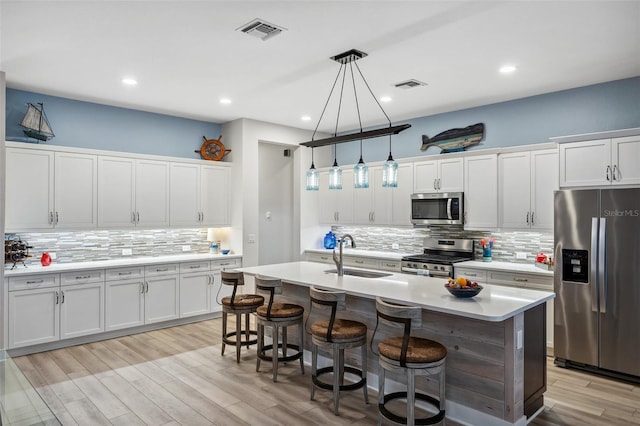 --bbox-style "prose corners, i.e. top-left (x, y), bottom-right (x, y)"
top-left (311, 343), bottom-right (318, 400)
top-left (236, 313), bottom-right (242, 363)
top-left (245, 312), bottom-right (251, 346)
top-left (361, 342), bottom-right (368, 404)
top-left (272, 324), bottom-right (279, 382)
top-left (333, 344), bottom-right (340, 415)
top-left (378, 364), bottom-right (385, 426)
top-left (221, 311), bottom-right (227, 356)
top-left (256, 323), bottom-right (263, 372)
top-left (298, 321), bottom-right (305, 374)
top-left (407, 368), bottom-right (415, 426)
